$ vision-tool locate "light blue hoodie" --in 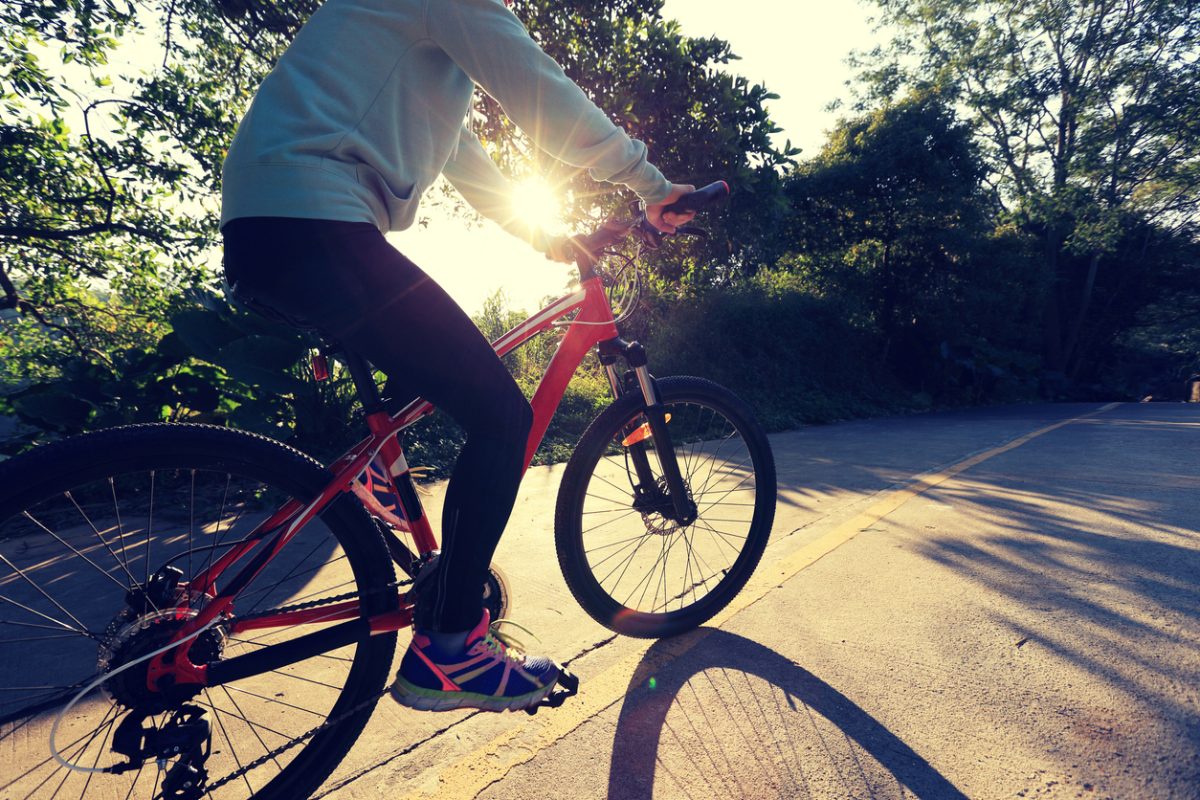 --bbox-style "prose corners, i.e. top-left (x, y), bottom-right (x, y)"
top-left (220, 0), bottom-right (672, 242)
